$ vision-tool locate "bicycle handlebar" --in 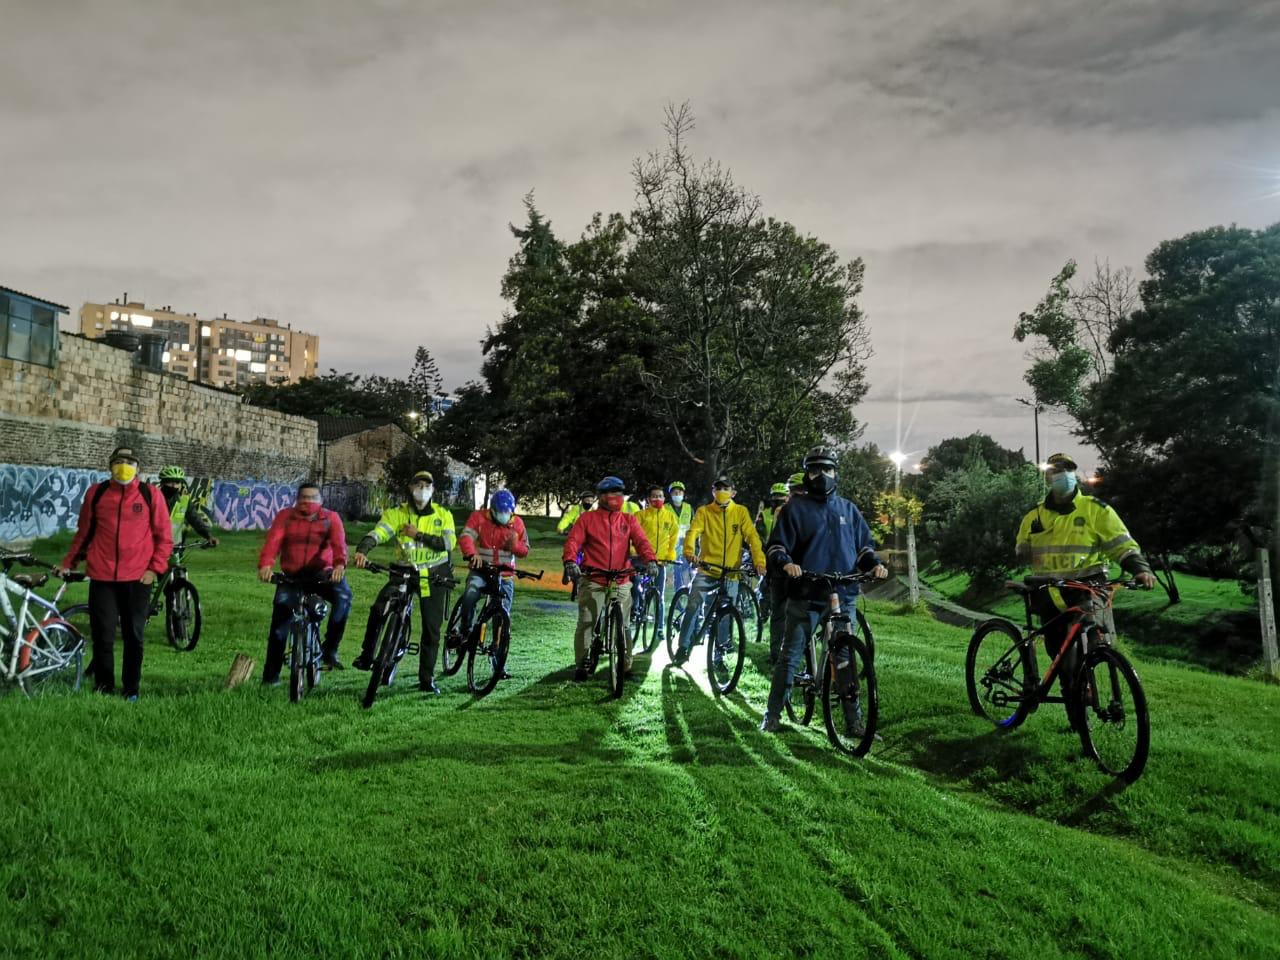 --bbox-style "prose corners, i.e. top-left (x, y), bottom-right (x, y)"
top-left (269, 572), bottom-right (331, 589)
top-left (361, 561), bottom-right (459, 589)
top-left (577, 566), bottom-right (635, 582)
top-left (798, 570), bottom-right (878, 585)
top-left (1016, 576), bottom-right (1151, 593)
top-left (0, 553), bottom-right (84, 581)
top-left (178, 538), bottom-right (214, 550)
